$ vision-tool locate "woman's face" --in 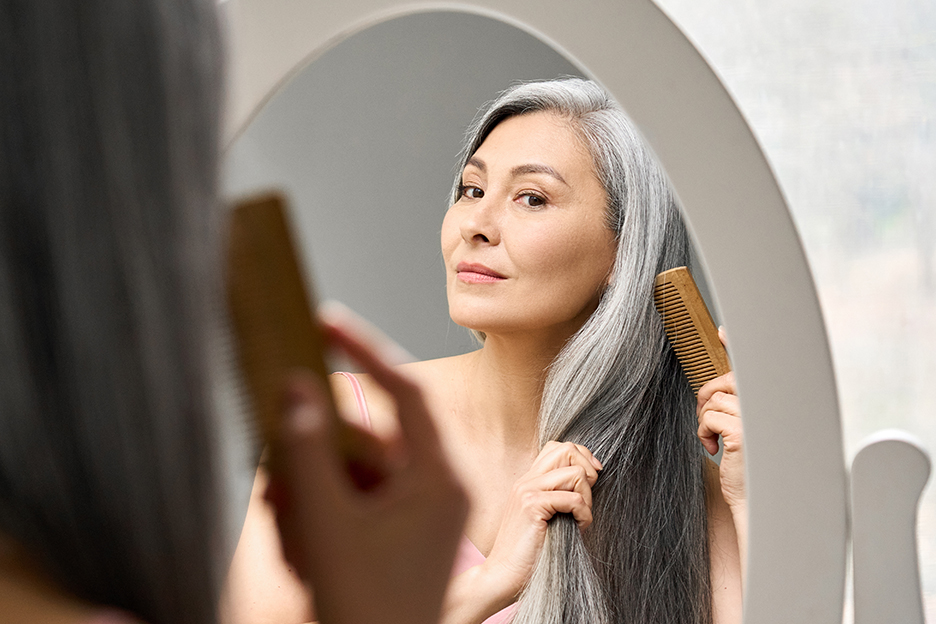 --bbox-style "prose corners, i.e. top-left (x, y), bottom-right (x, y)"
top-left (442, 111), bottom-right (617, 341)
